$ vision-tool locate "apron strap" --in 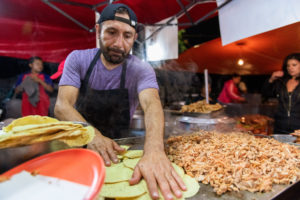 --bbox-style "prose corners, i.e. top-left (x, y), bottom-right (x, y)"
top-left (120, 60), bottom-right (127, 89)
top-left (81, 49), bottom-right (102, 93)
